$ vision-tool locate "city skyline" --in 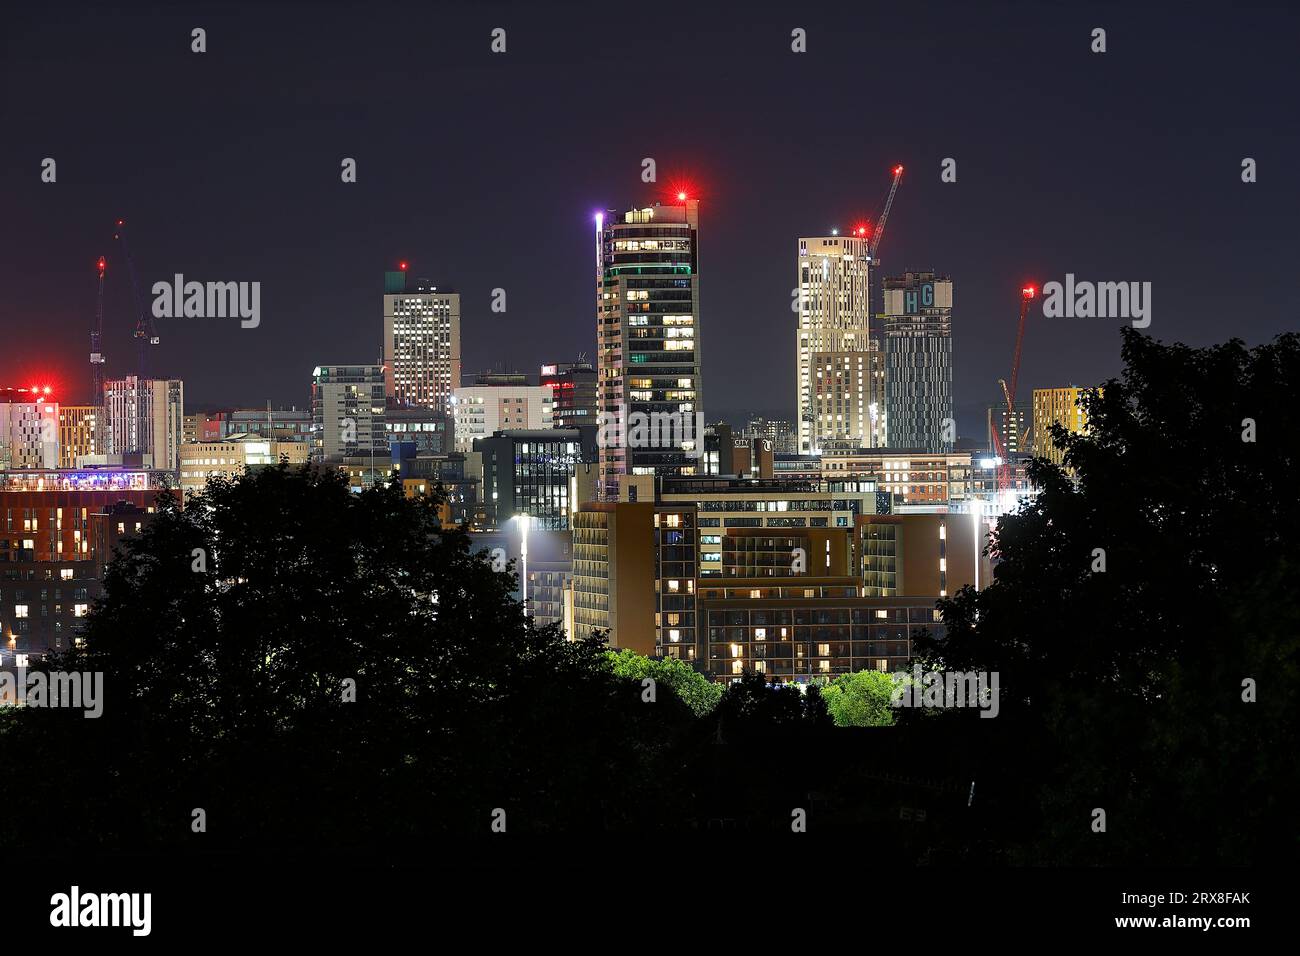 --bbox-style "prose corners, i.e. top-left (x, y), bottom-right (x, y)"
top-left (4, 2), bottom-right (1295, 437)
top-left (0, 0), bottom-right (1292, 932)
